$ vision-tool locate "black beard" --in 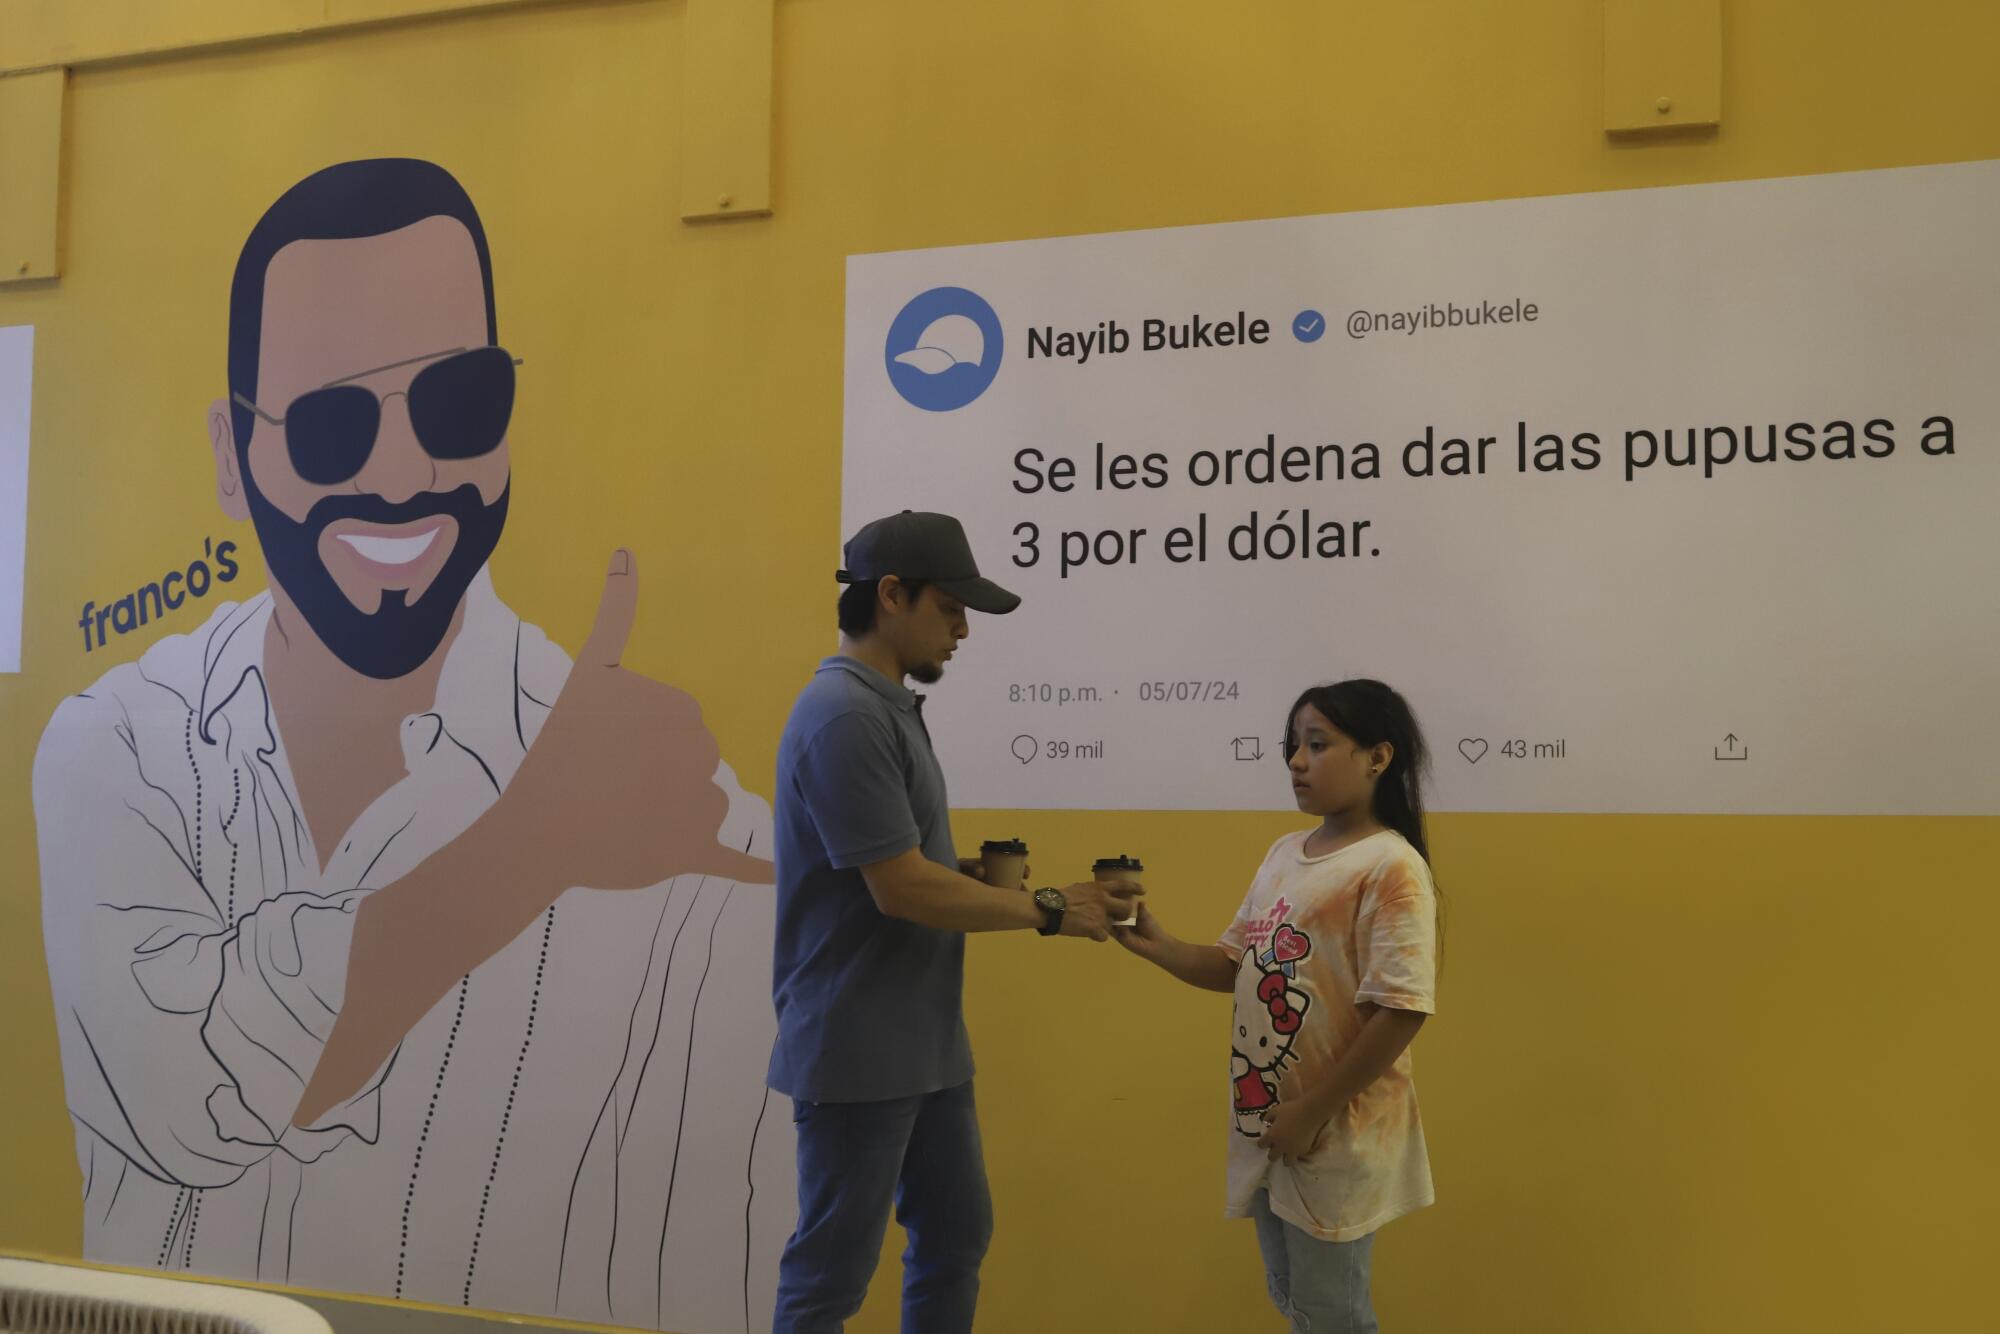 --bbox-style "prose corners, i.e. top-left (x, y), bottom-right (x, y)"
top-left (909, 662), bottom-right (945, 686)
top-left (243, 465), bottom-right (509, 680)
